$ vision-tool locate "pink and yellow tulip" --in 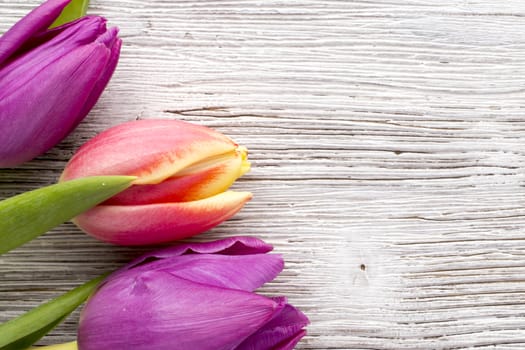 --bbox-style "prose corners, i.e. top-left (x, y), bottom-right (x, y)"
top-left (60, 119), bottom-right (252, 245)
